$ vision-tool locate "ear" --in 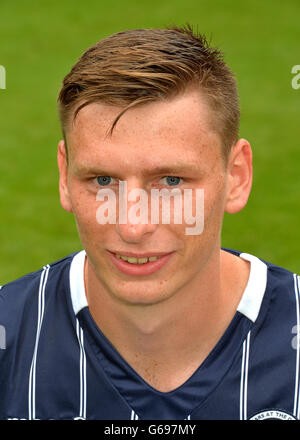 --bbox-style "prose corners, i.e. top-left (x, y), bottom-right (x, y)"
top-left (57, 140), bottom-right (73, 213)
top-left (225, 138), bottom-right (253, 214)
